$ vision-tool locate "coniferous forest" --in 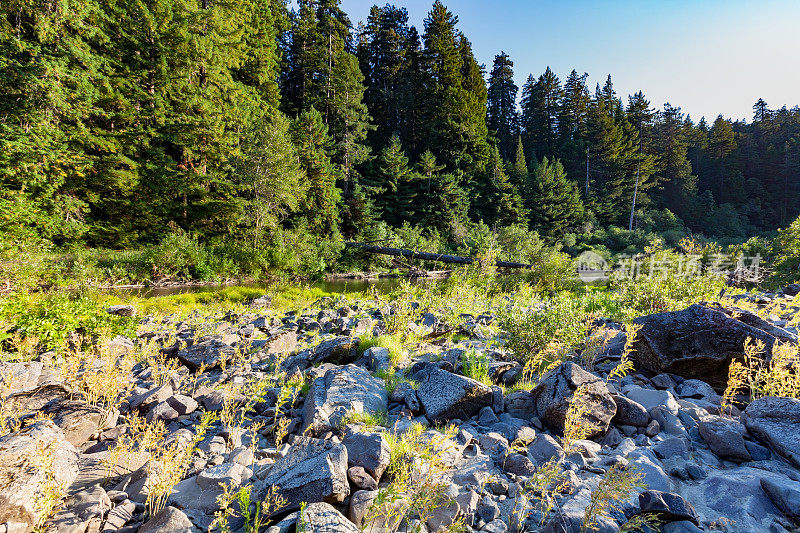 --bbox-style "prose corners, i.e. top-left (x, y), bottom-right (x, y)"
top-left (2, 0), bottom-right (800, 278)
